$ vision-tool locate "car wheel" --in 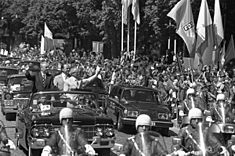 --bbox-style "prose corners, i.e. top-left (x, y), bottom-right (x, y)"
top-left (96, 148), bottom-right (111, 156)
top-left (5, 113), bottom-right (16, 121)
top-left (117, 115), bottom-right (124, 131)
